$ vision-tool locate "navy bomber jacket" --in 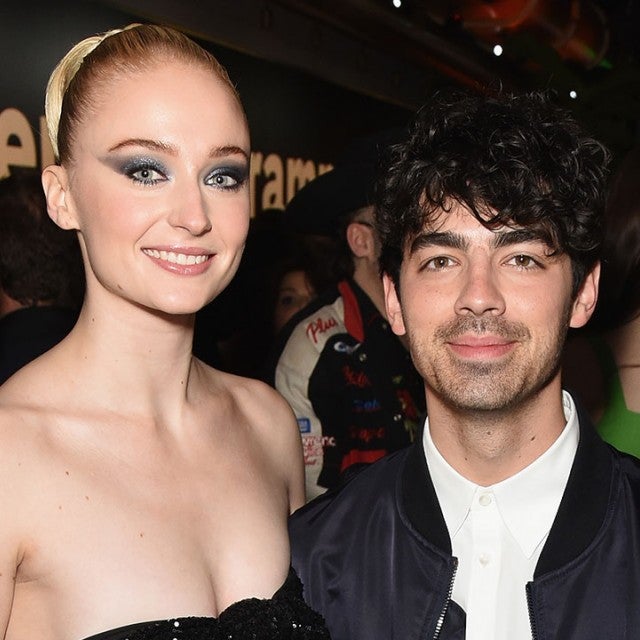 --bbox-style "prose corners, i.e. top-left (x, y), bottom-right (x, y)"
top-left (290, 401), bottom-right (640, 640)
